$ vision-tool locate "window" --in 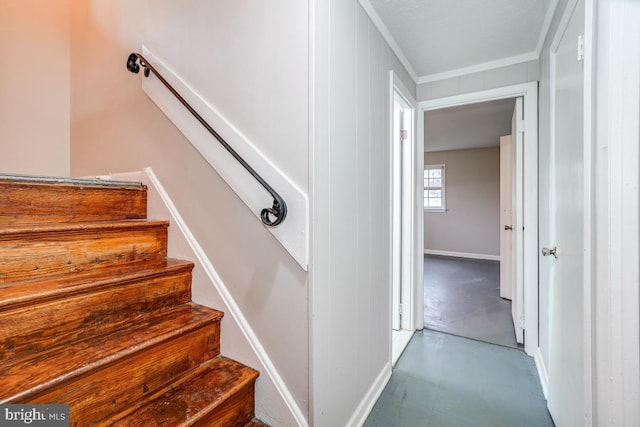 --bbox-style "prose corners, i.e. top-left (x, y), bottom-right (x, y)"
top-left (424, 164), bottom-right (445, 211)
